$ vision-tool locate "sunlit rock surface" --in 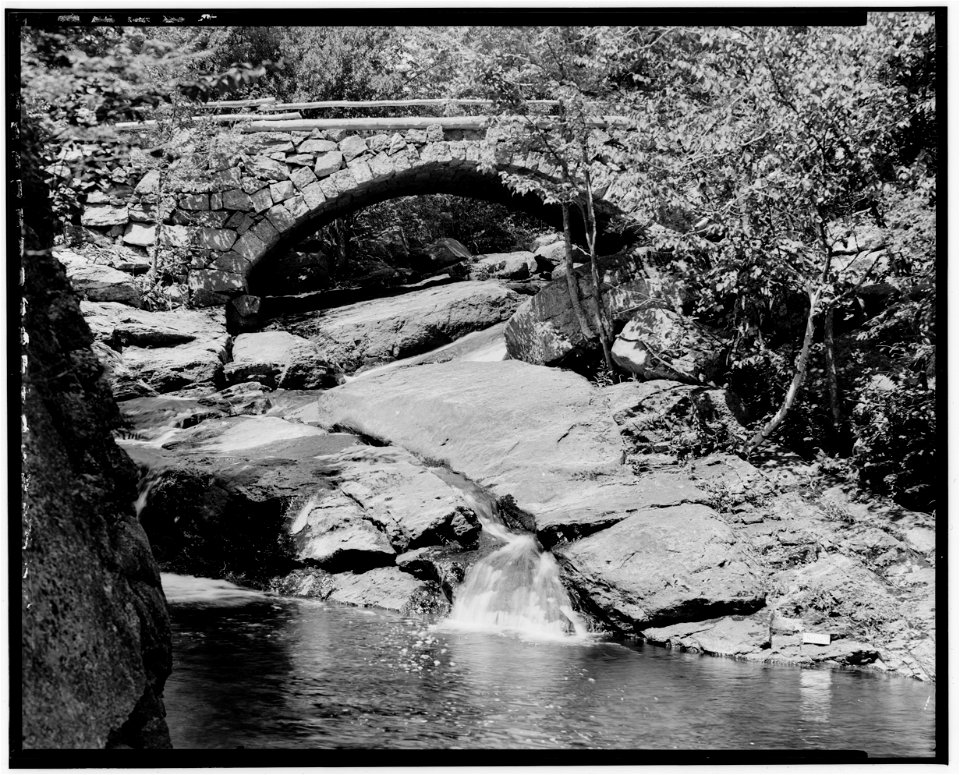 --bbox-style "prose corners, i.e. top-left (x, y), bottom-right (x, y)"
top-left (273, 281), bottom-right (522, 373)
